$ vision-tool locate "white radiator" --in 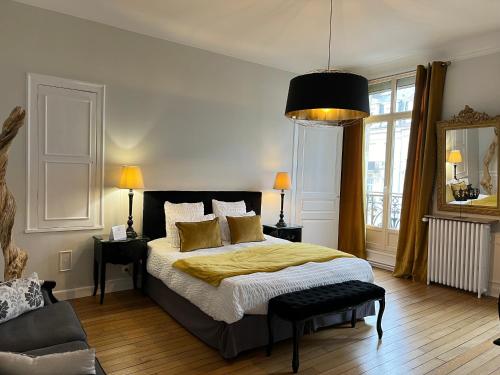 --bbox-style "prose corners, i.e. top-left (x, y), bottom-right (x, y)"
top-left (426, 216), bottom-right (492, 298)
